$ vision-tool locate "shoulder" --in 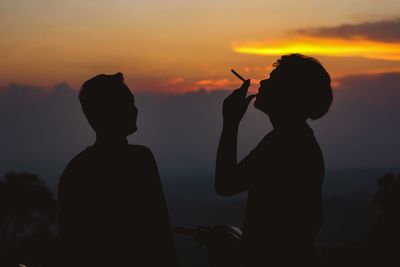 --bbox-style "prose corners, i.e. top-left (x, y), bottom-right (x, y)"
top-left (58, 148), bottom-right (93, 195)
top-left (127, 144), bottom-right (154, 156)
top-left (63, 147), bottom-right (93, 170)
top-left (128, 144), bottom-right (152, 153)
top-left (59, 147), bottom-right (95, 184)
top-left (126, 145), bottom-right (160, 175)
top-left (127, 145), bottom-right (157, 162)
